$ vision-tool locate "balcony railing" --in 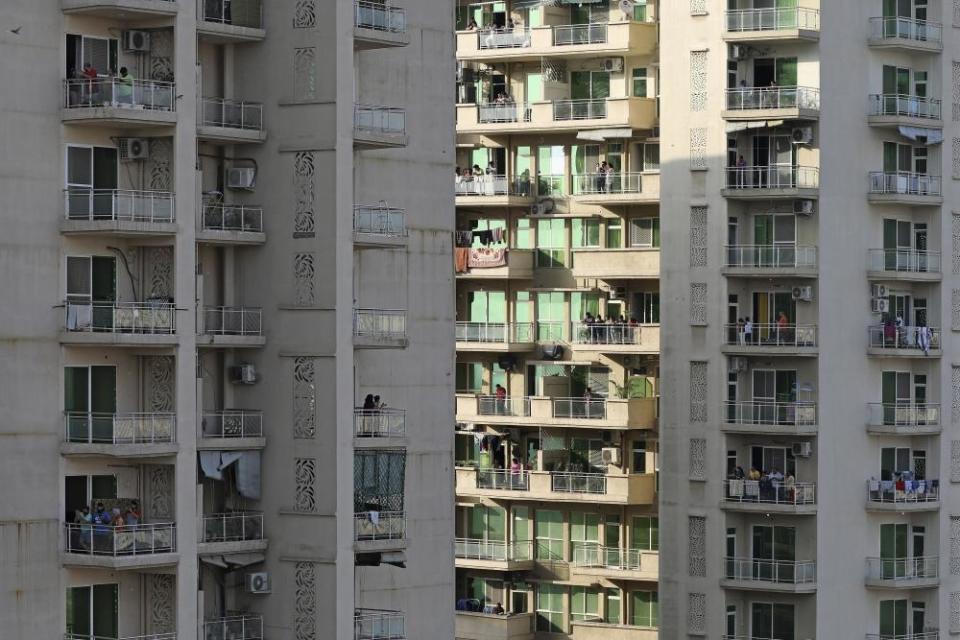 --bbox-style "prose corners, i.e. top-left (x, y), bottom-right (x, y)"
top-left (553, 398), bottom-right (607, 419)
top-left (354, 510), bottom-right (405, 541)
top-left (202, 410), bottom-right (263, 438)
top-left (354, 105), bottom-right (406, 136)
top-left (868, 249), bottom-right (941, 274)
top-left (725, 165), bottom-right (820, 190)
top-left (724, 556), bottom-right (816, 584)
top-left (553, 23), bottom-right (608, 46)
top-left (64, 522), bottom-right (176, 555)
top-left (869, 94), bottom-right (941, 120)
top-left (455, 538), bottom-right (533, 562)
top-left (571, 544), bottom-right (645, 570)
top-left (456, 174), bottom-right (533, 196)
top-left (65, 188), bottom-right (174, 223)
top-left (354, 205), bottom-right (407, 237)
top-left (724, 400), bottom-right (818, 426)
top-left (202, 203), bottom-right (263, 233)
top-left (725, 7), bottom-right (820, 32)
top-left (553, 99), bottom-right (606, 121)
top-left (725, 244), bottom-right (817, 269)
top-left (66, 634), bottom-right (176, 640)
top-left (869, 16), bottom-right (942, 45)
top-left (64, 412), bottom-right (175, 445)
top-left (65, 300), bottom-right (175, 334)
top-left (865, 555), bottom-right (939, 581)
top-left (570, 322), bottom-right (641, 345)
top-left (200, 0), bottom-right (263, 28)
top-left (355, 0), bottom-right (406, 34)
top-left (477, 102), bottom-right (532, 124)
top-left (200, 97), bottom-right (263, 130)
top-left (476, 395), bottom-right (532, 417)
top-left (477, 27), bottom-right (531, 48)
top-left (869, 172), bottom-right (942, 196)
top-left (201, 512), bottom-right (264, 542)
top-left (867, 478), bottom-right (939, 505)
top-left (536, 174), bottom-right (566, 197)
top-left (724, 479), bottom-right (816, 506)
top-left (867, 325), bottom-right (939, 351)
top-left (476, 469), bottom-right (529, 491)
top-left (456, 321), bottom-right (534, 343)
top-left (571, 172), bottom-right (644, 195)
top-left (725, 86), bottom-right (820, 111)
top-left (64, 78), bottom-right (175, 111)
top-left (723, 323), bottom-right (818, 348)
top-left (204, 307), bottom-right (262, 336)
top-left (203, 614), bottom-right (264, 640)
top-left (551, 472), bottom-right (607, 494)
top-left (867, 403), bottom-right (940, 427)
top-left (353, 309), bottom-right (407, 339)
top-left (354, 608), bottom-right (405, 640)
top-left (354, 408), bottom-right (406, 437)
top-left (865, 633), bottom-right (939, 640)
